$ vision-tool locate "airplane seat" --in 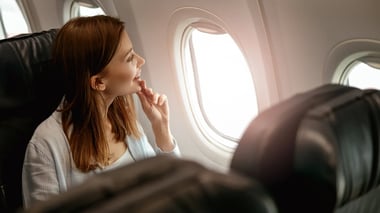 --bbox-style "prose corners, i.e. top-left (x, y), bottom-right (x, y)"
top-left (0, 29), bottom-right (63, 212)
top-left (24, 155), bottom-right (278, 213)
top-left (230, 84), bottom-right (380, 213)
